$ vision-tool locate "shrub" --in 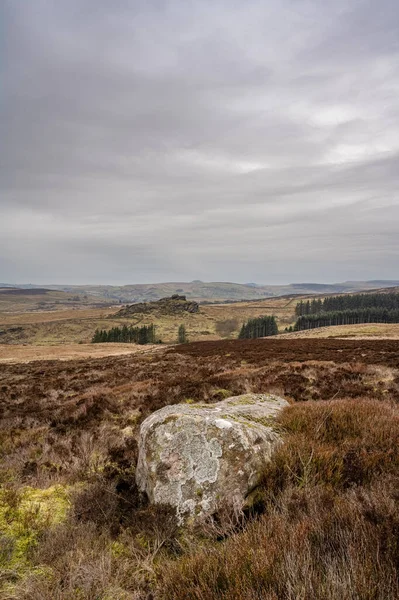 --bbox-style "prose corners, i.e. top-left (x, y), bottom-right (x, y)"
top-left (160, 479), bottom-right (399, 600)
